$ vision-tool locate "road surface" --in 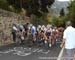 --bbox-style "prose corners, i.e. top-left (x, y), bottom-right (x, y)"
top-left (0, 42), bottom-right (61, 60)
